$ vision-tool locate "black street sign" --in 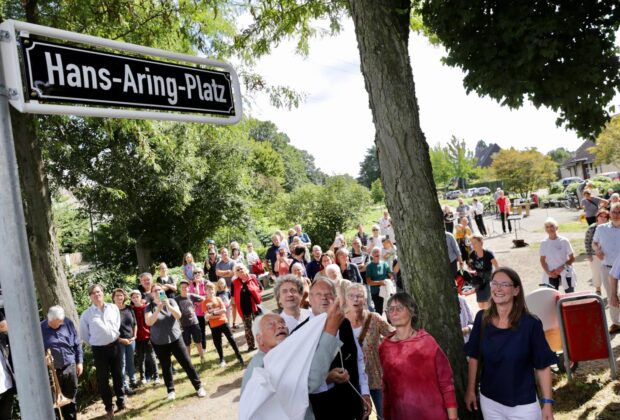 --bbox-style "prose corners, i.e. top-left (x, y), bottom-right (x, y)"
top-left (20, 37), bottom-right (236, 116)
